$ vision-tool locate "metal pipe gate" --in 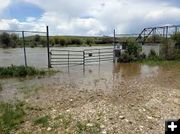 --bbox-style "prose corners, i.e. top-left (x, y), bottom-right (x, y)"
top-left (50, 48), bottom-right (113, 67)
